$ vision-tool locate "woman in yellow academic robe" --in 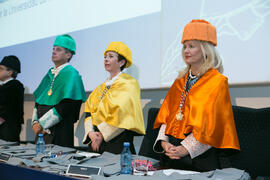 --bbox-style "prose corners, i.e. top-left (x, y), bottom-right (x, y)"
top-left (83, 42), bottom-right (145, 154)
top-left (153, 20), bottom-right (240, 171)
